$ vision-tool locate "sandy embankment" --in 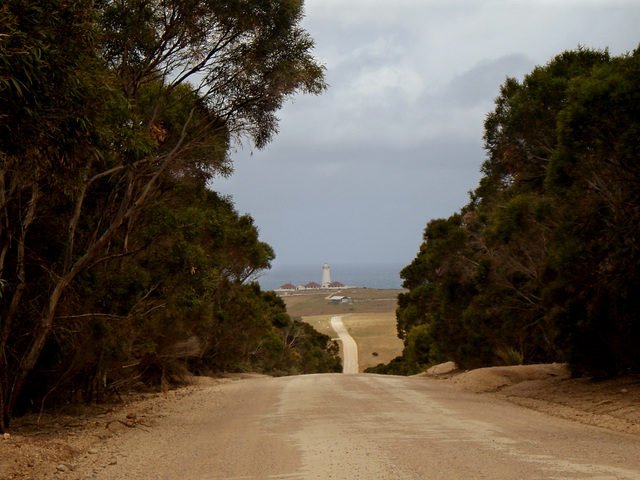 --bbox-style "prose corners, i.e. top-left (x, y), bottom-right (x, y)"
top-left (420, 362), bottom-right (640, 435)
